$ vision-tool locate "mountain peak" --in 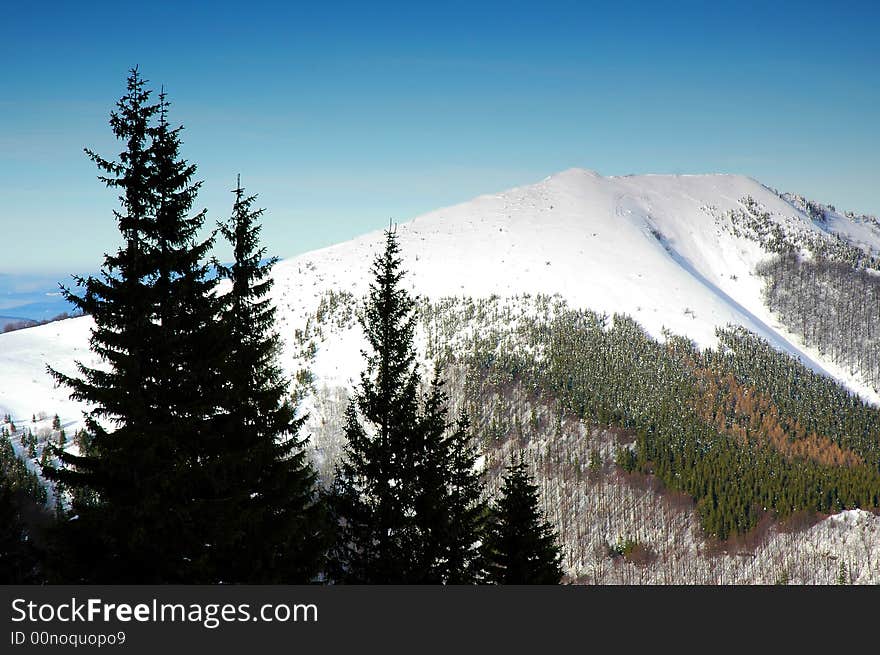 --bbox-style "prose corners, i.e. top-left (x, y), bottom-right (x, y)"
top-left (545, 167), bottom-right (603, 182)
